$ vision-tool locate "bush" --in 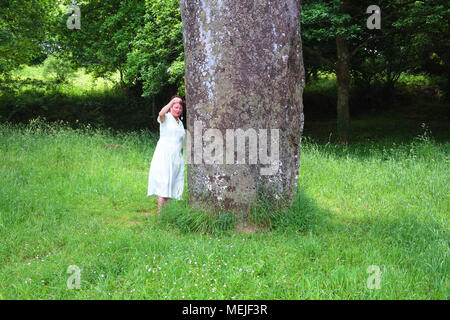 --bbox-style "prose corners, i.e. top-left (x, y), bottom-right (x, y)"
top-left (43, 55), bottom-right (76, 85)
